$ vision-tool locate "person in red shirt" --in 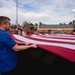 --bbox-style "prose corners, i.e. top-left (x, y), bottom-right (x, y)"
top-left (26, 30), bottom-right (34, 36)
